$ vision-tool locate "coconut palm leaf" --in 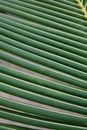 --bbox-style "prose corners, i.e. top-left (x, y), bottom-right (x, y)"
top-left (0, 0), bottom-right (87, 129)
